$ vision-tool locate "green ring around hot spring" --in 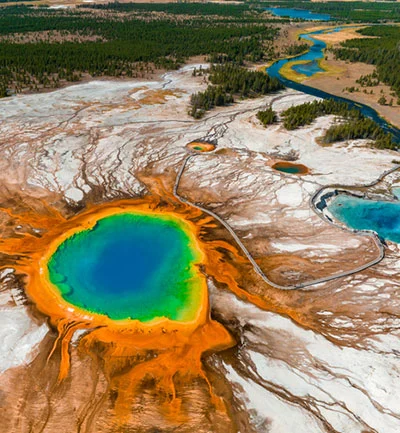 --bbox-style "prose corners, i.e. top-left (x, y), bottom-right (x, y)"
top-left (45, 211), bottom-right (206, 323)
